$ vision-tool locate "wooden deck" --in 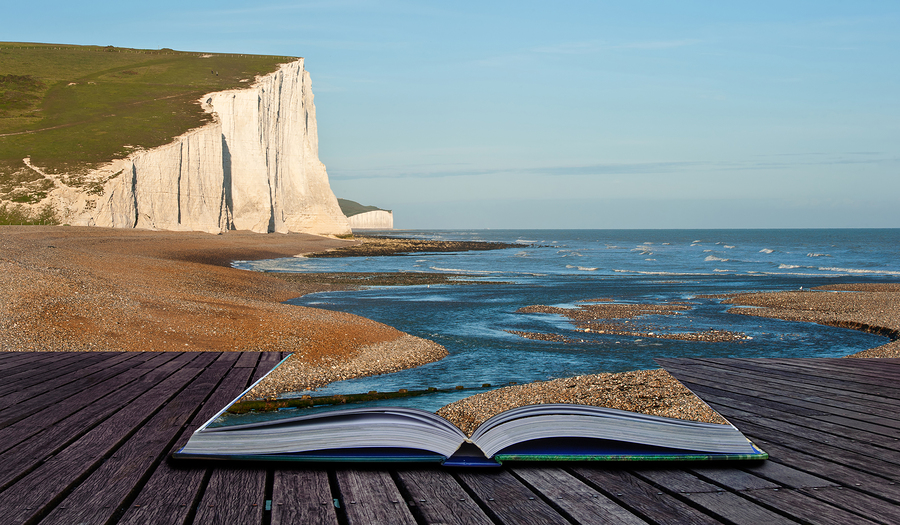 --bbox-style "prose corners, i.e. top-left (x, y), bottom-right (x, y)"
top-left (0, 352), bottom-right (898, 524)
